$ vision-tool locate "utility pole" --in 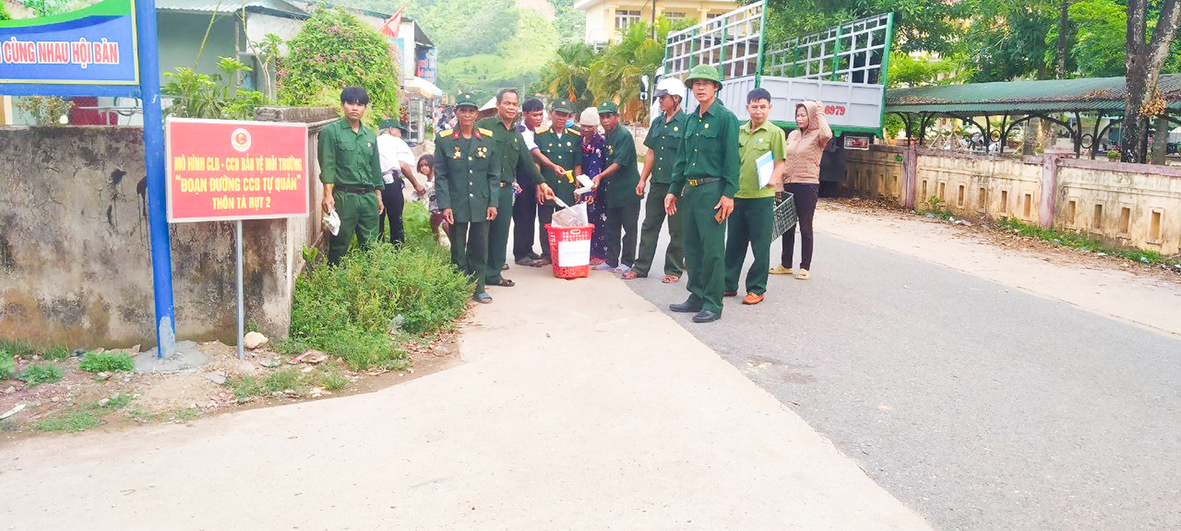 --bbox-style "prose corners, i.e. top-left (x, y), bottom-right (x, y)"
top-left (651, 0), bottom-right (656, 40)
